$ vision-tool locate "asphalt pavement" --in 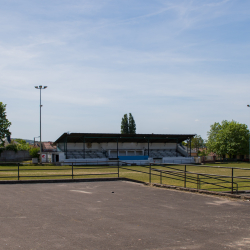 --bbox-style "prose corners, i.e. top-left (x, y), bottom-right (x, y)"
top-left (0, 180), bottom-right (249, 250)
